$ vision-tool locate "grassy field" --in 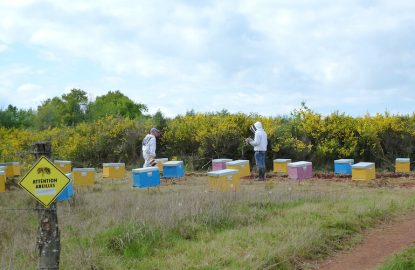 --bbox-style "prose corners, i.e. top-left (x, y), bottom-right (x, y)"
top-left (1, 174), bottom-right (415, 270)
top-left (378, 245), bottom-right (415, 270)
